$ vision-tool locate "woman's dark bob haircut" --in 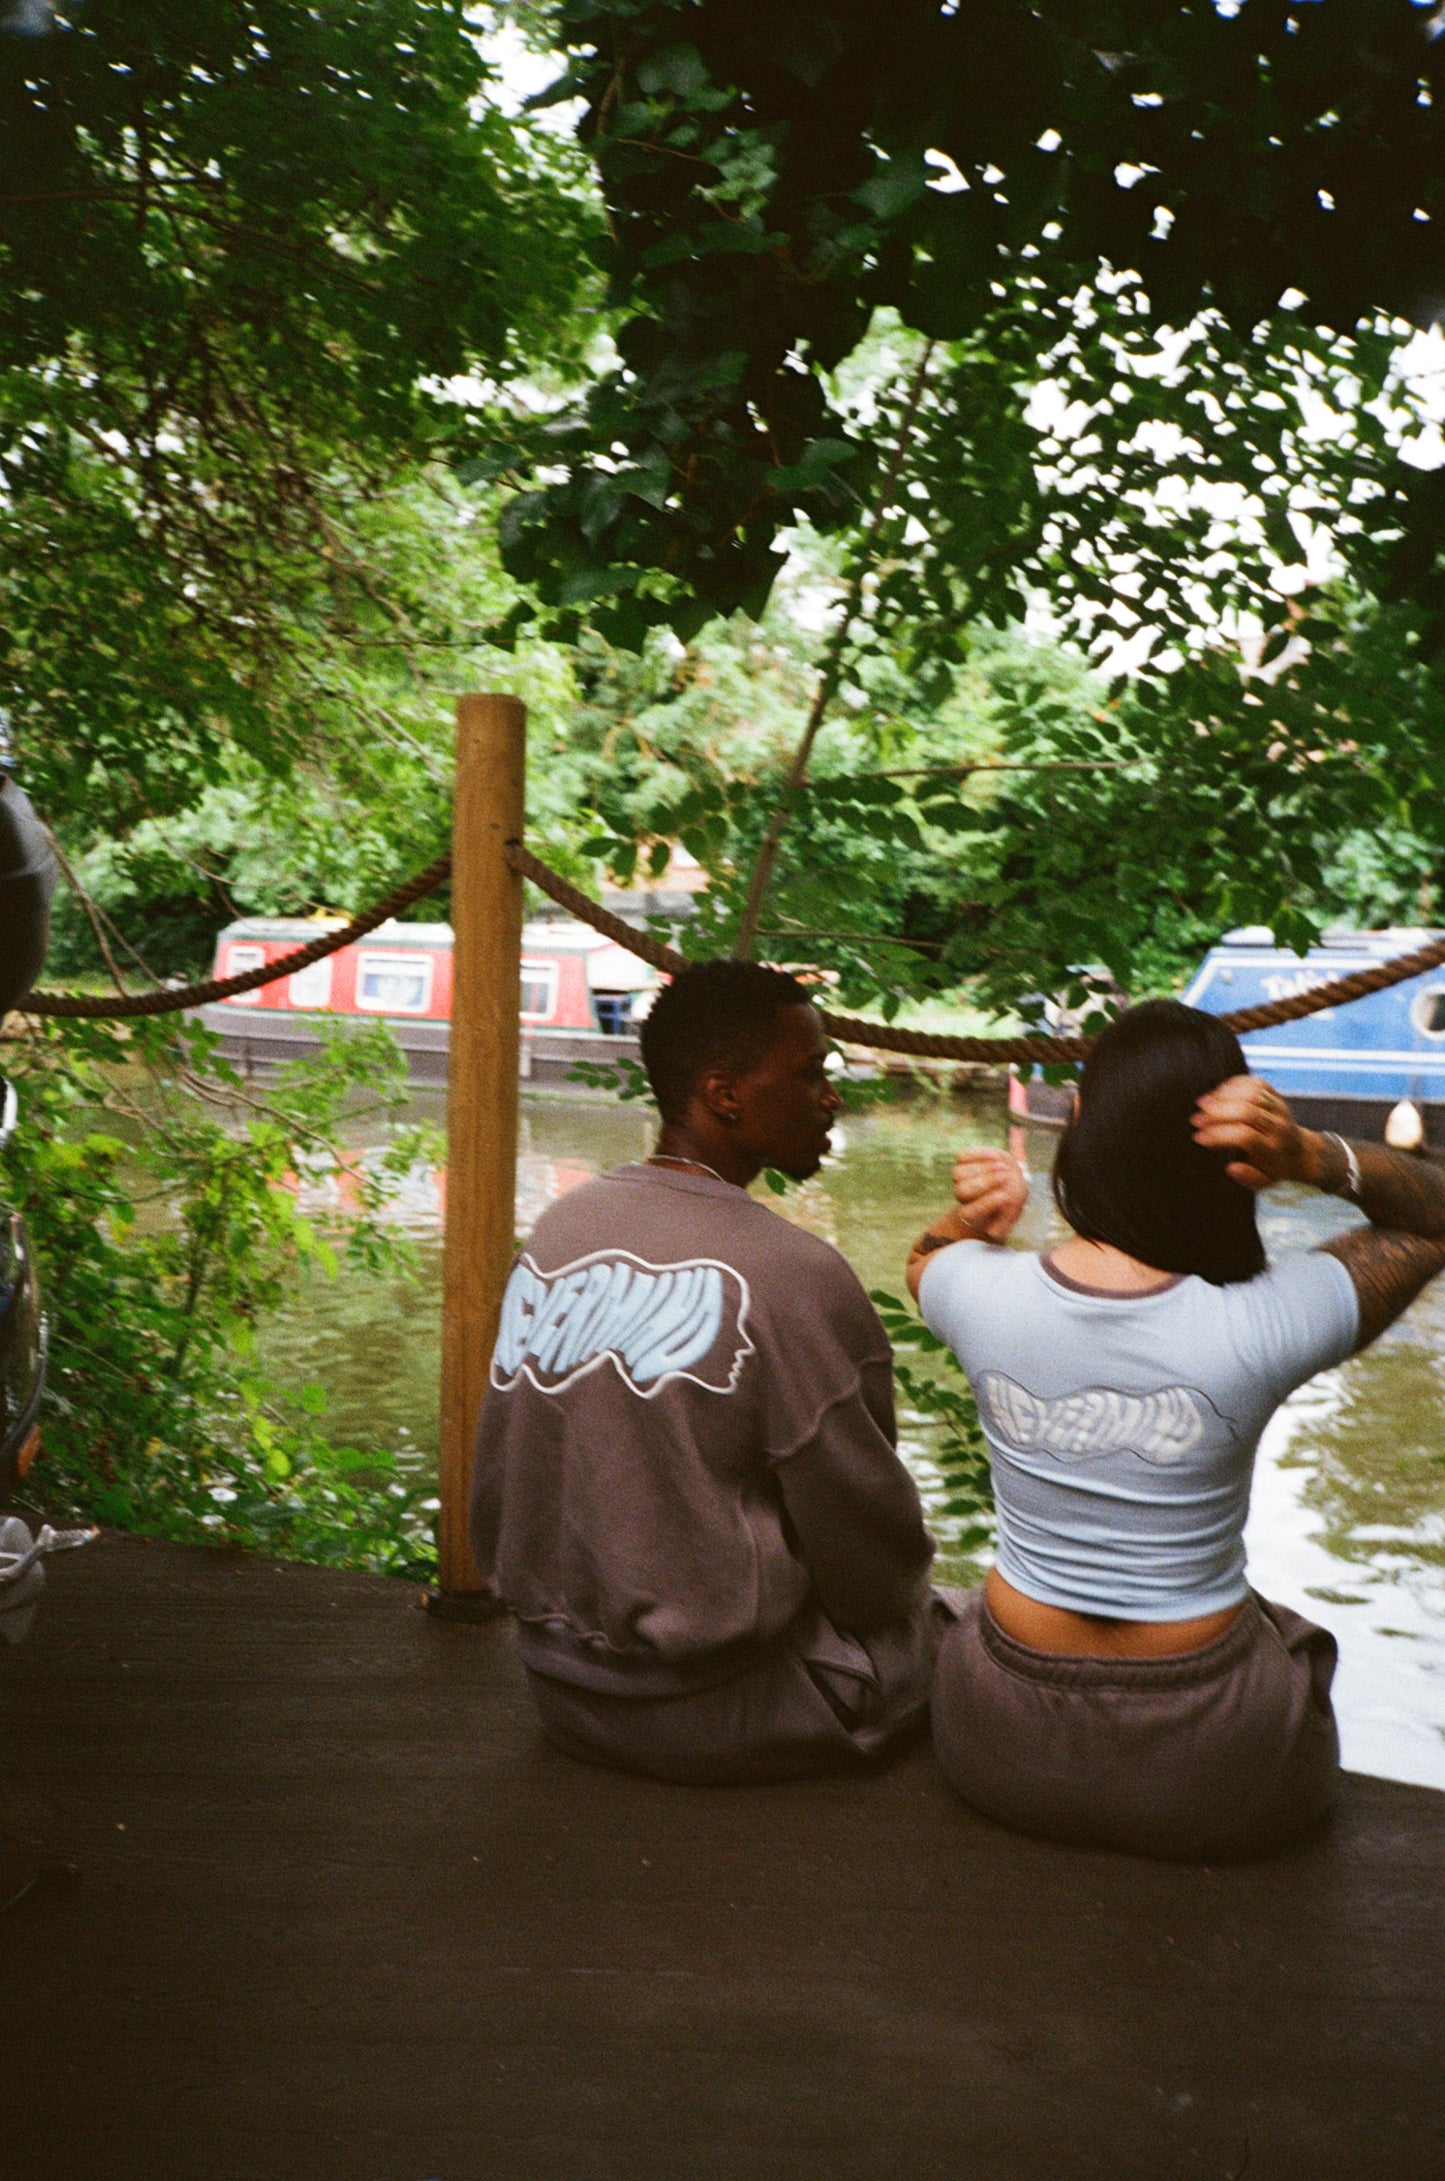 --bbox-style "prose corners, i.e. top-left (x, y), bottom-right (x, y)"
top-left (1052, 998), bottom-right (1266, 1287)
